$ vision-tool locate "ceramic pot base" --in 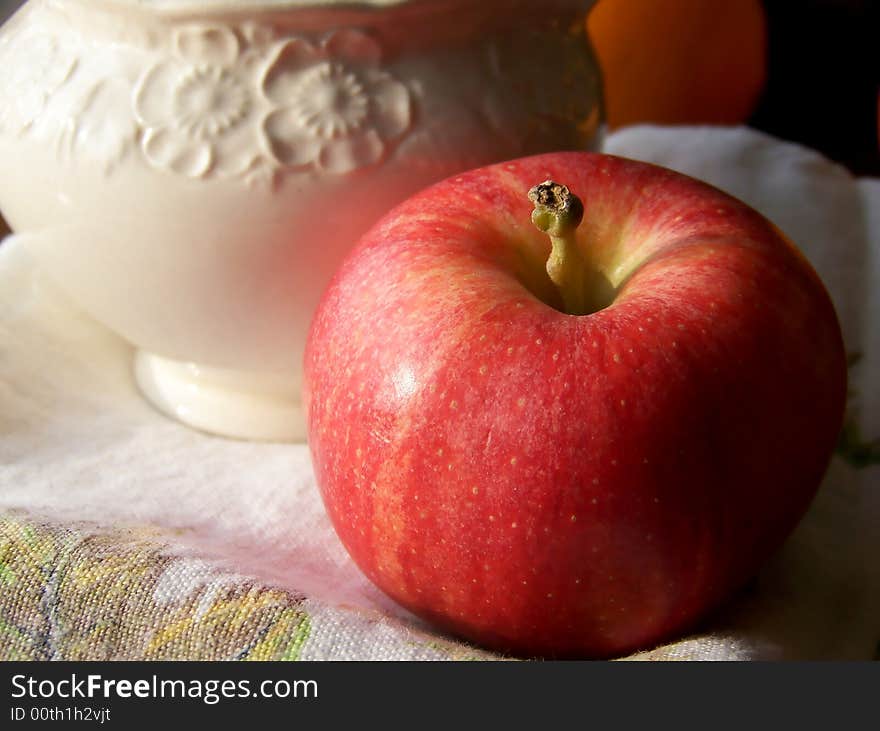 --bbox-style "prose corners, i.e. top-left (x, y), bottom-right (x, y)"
top-left (134, 350), bottom-right (304, 442)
